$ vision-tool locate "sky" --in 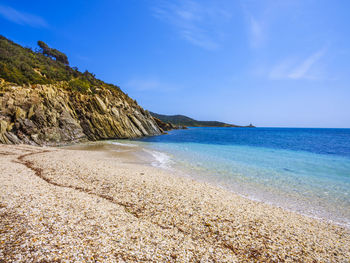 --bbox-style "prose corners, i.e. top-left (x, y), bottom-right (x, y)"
top-left (1, 0), bottom-right (349, 128)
